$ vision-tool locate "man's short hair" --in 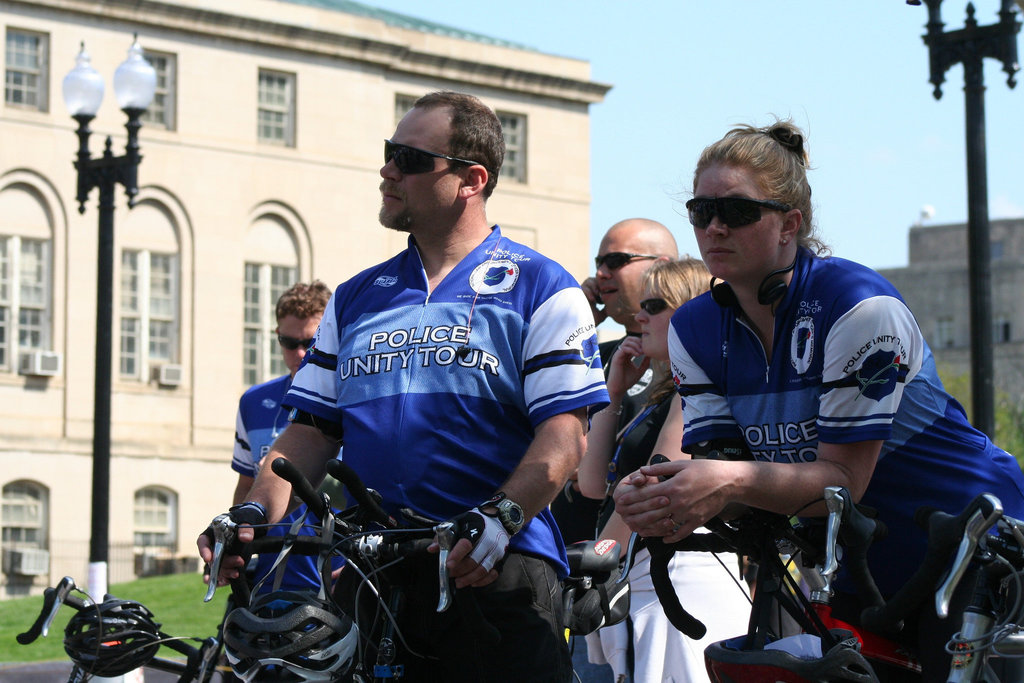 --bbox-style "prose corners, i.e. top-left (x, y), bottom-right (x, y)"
top-left (276, 280), bottom-right (332, 321)
top-left (414, 91), bottom-right (504, 198)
